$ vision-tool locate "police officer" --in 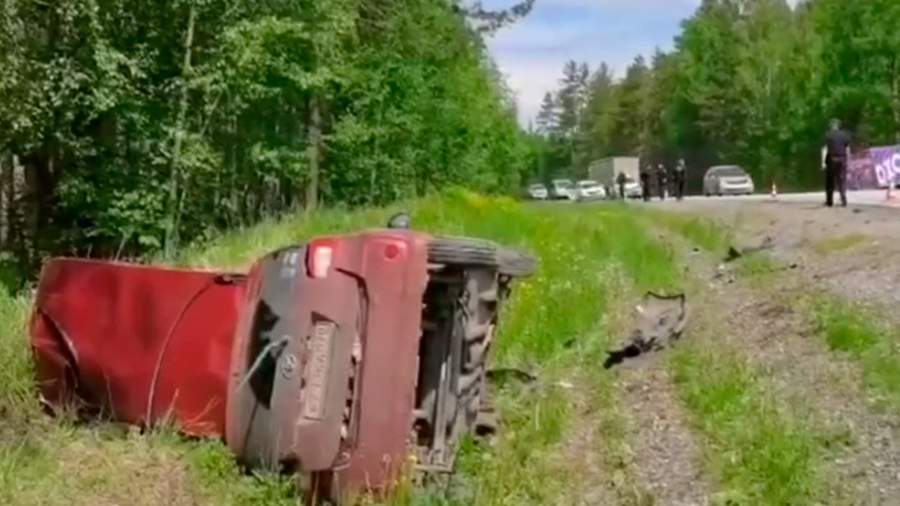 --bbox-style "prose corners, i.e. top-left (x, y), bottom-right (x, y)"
top-left (822, 118), bottom-right (851, 207)
top-left (616, 171), bottom-right (627, 201)
top-left (640, 166), bottom-right (651, 202)
top-left (657, 163), bottom-right (668, 201)
top-left (674, 158), bottom-right (687, 201)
